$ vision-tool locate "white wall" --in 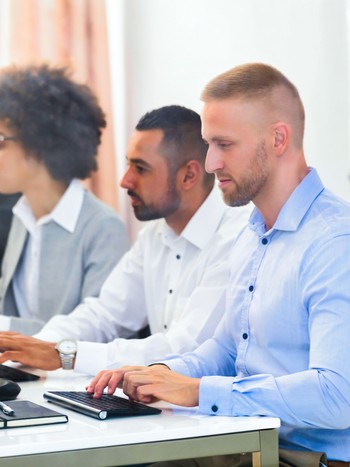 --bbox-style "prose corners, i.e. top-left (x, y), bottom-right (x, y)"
top-left (107, 0), bottom-right (350, 239)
